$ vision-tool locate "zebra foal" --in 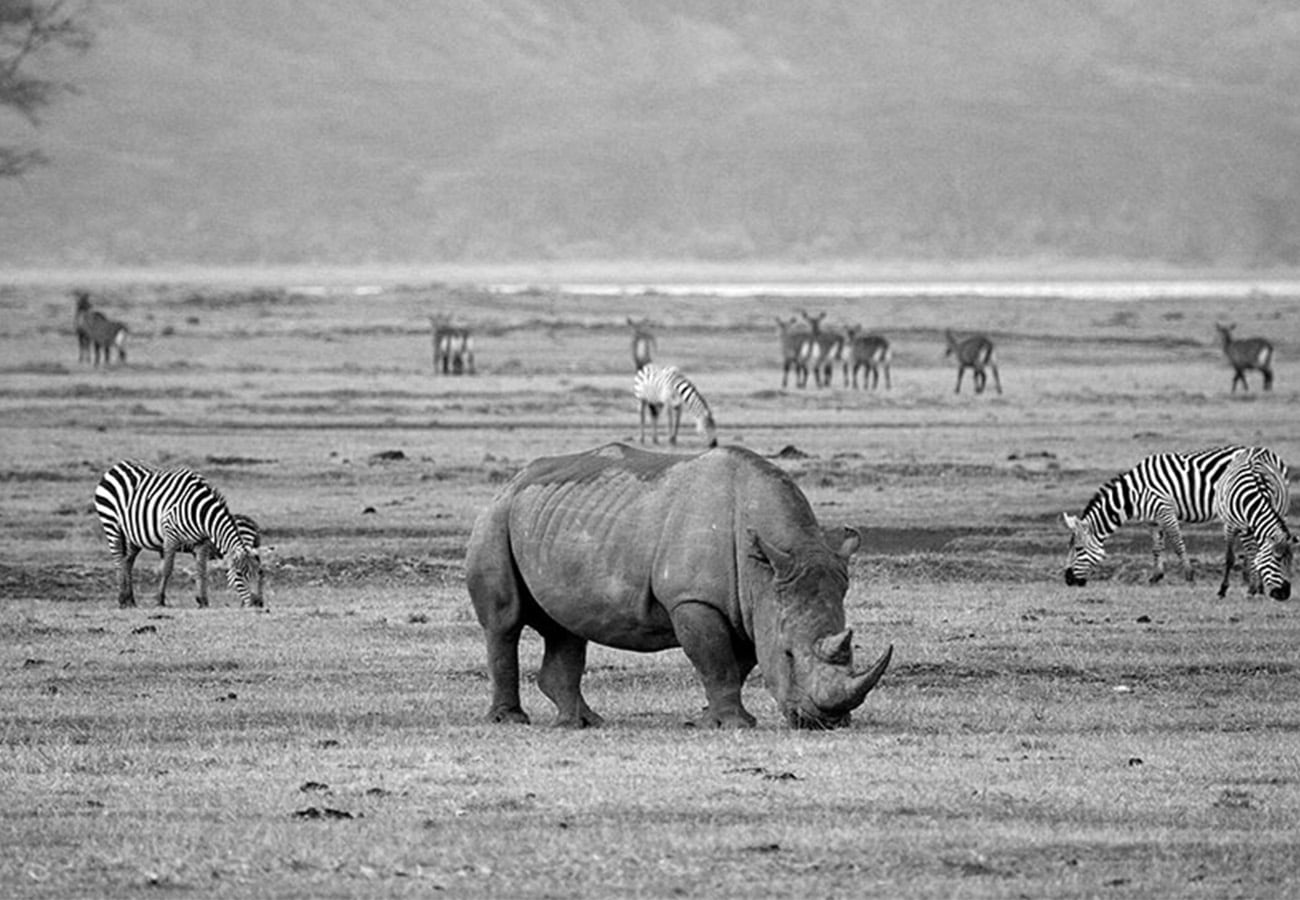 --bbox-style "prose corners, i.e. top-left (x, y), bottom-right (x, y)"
top-left (1062, 445), bottom-right (1288, 595)
top-left (94, 461), bottom-right (264, 608)
top-left (632, 363), bottom-right (717, 448)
